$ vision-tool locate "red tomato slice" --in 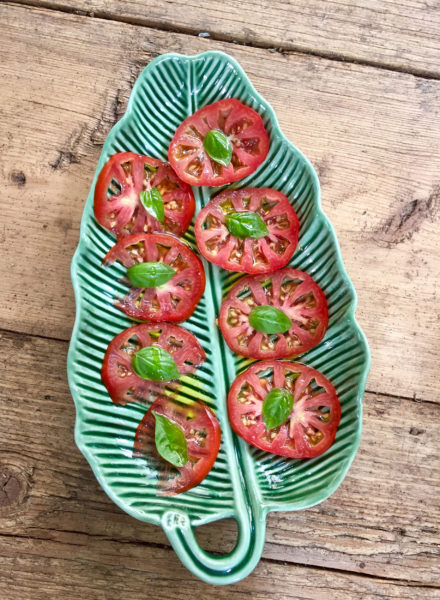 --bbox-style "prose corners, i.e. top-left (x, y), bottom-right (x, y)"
top-left (101, 323), bottom-right (205, 405)
top-left (103, 233), bottom-right (205, 322)
top-left (168, 99), bottom-right (270, 186)
top-left (94, 152), bottom-right (195, 238)
top-left (228, 361), bottom-right (341, 459)
top-left (133, 396), bottom-right (221, 495)
top-left (195, 188), bottom-right (299, 274)
top-left (219, 268), bottom-right (328, 359)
